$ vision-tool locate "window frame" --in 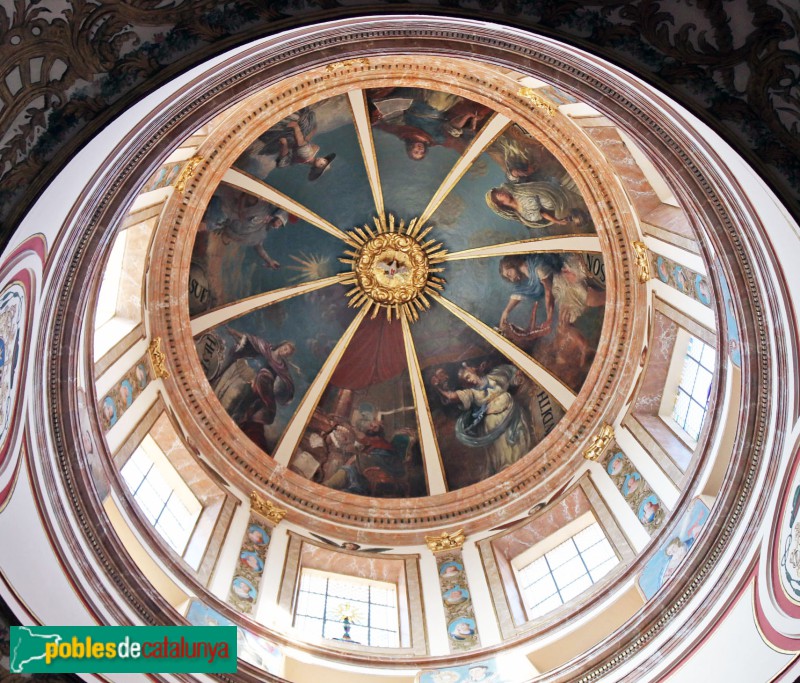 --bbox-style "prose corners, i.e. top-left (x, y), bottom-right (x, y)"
top-left (658, 329), bottom-right (716, 448)
top-left (477, 475), bottom-right (635, 639)
top-left (278, 533), bottom-right (428, 655)
top-left (513, 513), bottom-right (620, 621)
top-left (120, 434), bottom-right (202, 556)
